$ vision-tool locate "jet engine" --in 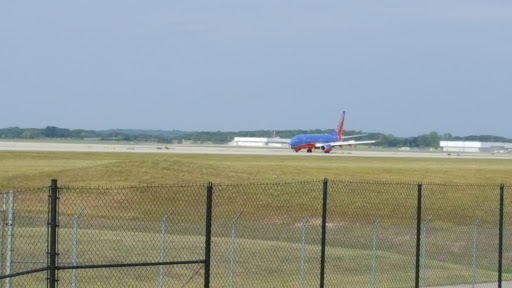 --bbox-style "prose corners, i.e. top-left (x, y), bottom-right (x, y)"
top-left (321, 145), bottom-right (332, 153)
